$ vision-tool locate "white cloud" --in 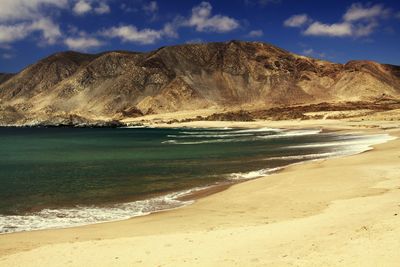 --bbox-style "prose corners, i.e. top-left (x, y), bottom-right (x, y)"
top-left (302, 48), bottom-right (325, 58)
top-left (353, 21), bottom-right (379, 37)
top-left (162, 22), bottom-right (179, 38)
top-left (102, 2), bottom-right (240, 45)
top-left (101, 14), bottom-right (185, 45)
top-left (0, 0), bottom-right (65, 45)
top-left (343, 3), bottom-right (389, 22)
top-left (304, 20), bottom-right (380, 38)
top-left (102, 25), bottom-right (163, 44)
top-left (187, 2), bottom-right (239, 33)
top-left (0, 0), bottom-right (112, 48)
top-left (0, 0), bottom-right (68, 22)
top-left (304, 22), bottom-right (352, 37)
top-left (103, 1), bottom-right (240, 46)
top-left (143, 1), bottom-right (158, 14)
top-left (247, 29), bottom-right (263, 37)
top-left (119, 3), bottom-right (137, 13)
top-left (94, 2), bottom-right (111, 15)
top-left (299, 3), bottom-right (391, 38)
top-left (30, 18), bottom-right (61, 44)
top-left (0, 24), bottom-right (30, 43)
top-left (341, 3), bottom-right (389, 38)
top-left (142, 1), bottom-right (159, 21)
top-left (0, 18), bottom-right (60, 44)
top-left (284, 14), bottom-right (310, 27)
top-left (73, 1), bottom-right (92, 15)
top-left (73, 1), bottom-right (111, 16)
top-left (64, 36), bottom-right (103, 50)
top-left (302, 48), bottom-right (314, 55)
top-left (2, 53), bottom-right (14, 59)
